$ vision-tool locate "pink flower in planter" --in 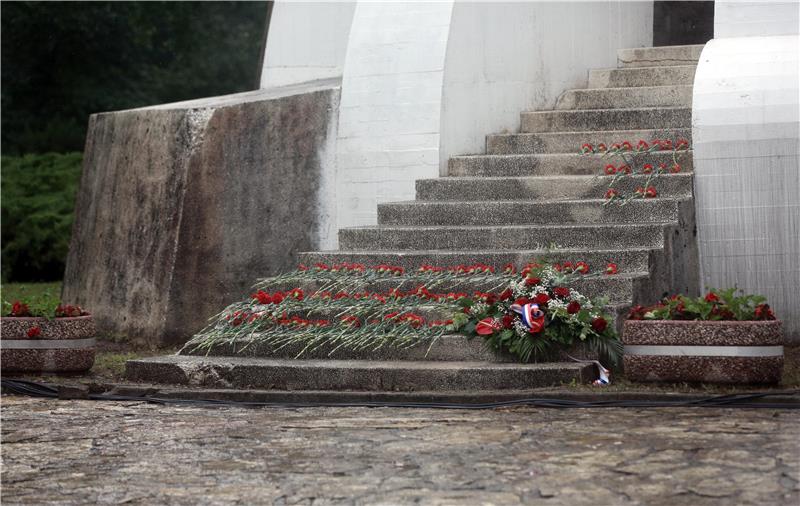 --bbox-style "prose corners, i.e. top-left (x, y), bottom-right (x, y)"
top-left (27, 326), bottom-right (41, 338)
